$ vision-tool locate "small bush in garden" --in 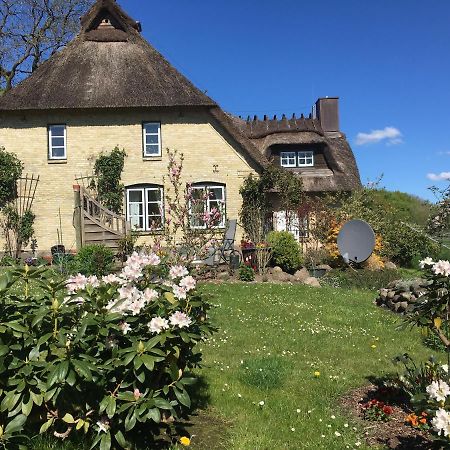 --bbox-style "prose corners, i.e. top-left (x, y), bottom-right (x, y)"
top-left (0, 253), bottom-right (215, 449)
top-left (322, 268), bottom-right (401, 290)
top-left (239, 264), bottom-right (255, 282)
top-left (362, 399), bottom-right (393, 422)
top-left (74, 244), bottom-right (115, 276)
top-left (267, 231), bottom-right (302, 274)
